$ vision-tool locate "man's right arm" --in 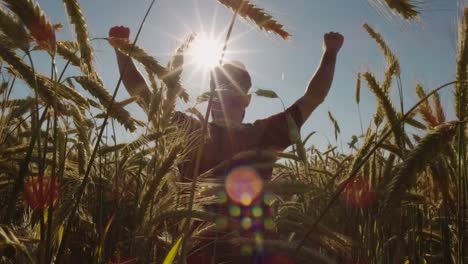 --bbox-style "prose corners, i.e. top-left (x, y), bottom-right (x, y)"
top-left (109, 26), bottom-right (152, 110)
